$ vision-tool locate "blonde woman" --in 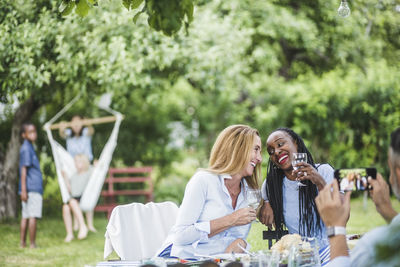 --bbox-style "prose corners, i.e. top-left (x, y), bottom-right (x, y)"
top-left (160, 125), bottom-right (263, 259)
top-left (340, 172), bottom-right (356, 192)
